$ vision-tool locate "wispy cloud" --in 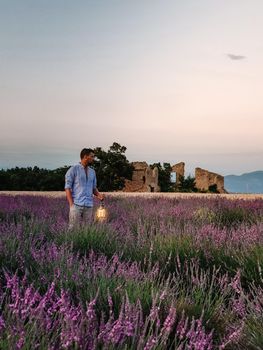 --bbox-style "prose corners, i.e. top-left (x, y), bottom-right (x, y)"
top-left (227, 53), bottom-right (246, 60)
